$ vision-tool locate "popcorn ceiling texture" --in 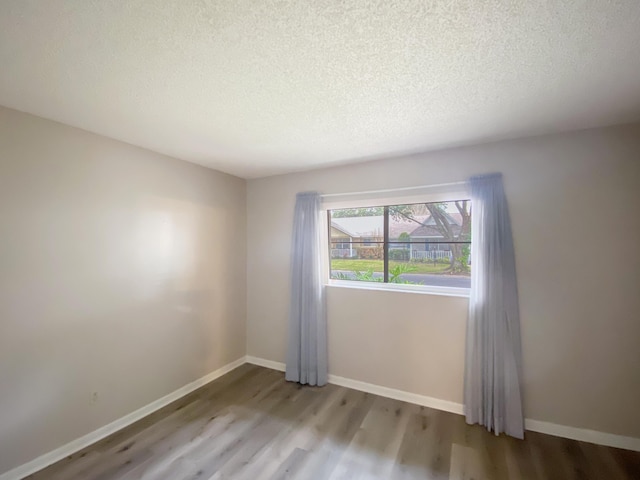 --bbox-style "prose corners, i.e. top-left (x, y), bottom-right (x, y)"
top-left (1, 1), bottom-right (639, 178)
